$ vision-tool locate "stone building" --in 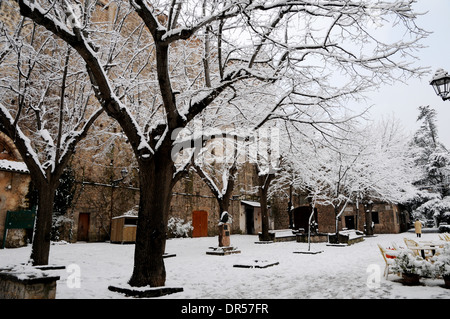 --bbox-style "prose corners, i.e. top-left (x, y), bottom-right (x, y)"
top-left (0, 0), bottom-right (280, 243)
top-left (274, 193), bottom-right (411, 235)
top-left (0, 1), bottom-right (410, 245)
top-left (0, 132), bottom-right (32, 248)
top-left (68, 151), bottom-right (277, 242)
